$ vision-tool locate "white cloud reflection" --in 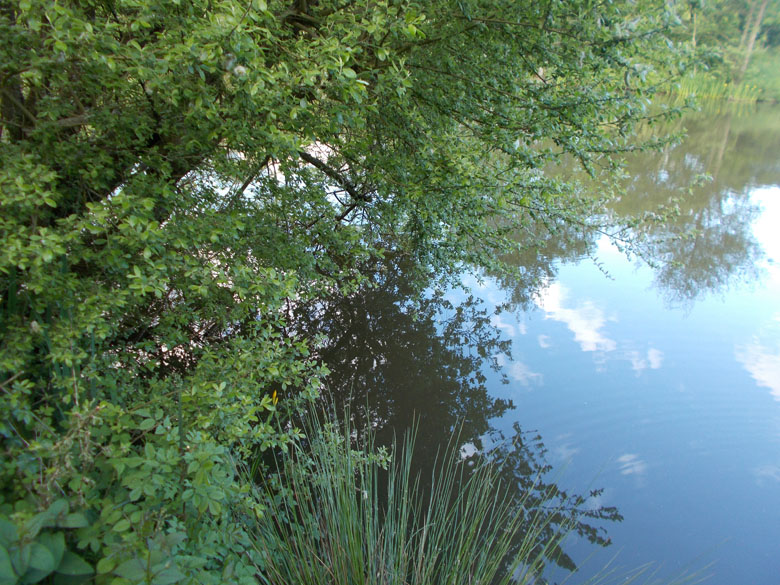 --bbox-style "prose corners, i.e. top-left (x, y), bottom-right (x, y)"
top-left (552, 434), bottom-right (580, 463)
top-left (751, 187), bottom-right (780, 284)
top-left (753, 464), bottom-right (780, 486)
top-left (627, 348), bottom-right (664, 373)
top-left (616, 453), bottom-right (647, 476)
top-left (495, 353), bottom-right (542, 386)
top-left (736, 339), bottom-right (780, 401)
top-left (534, 282), bottom-right (616, 352)
top-left (490, 314), bottom-right (518, 338)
